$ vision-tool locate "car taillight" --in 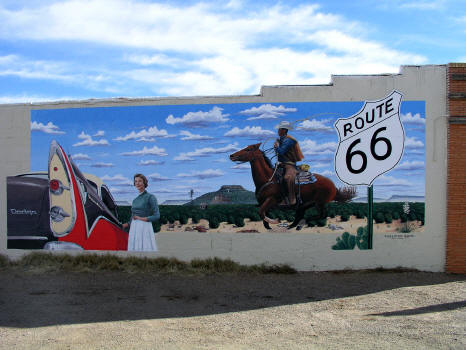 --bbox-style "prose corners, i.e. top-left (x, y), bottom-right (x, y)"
top-left (50, 179), bottom-right (60, 191)
top-left (49, 179), bottom-right (66, 195)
